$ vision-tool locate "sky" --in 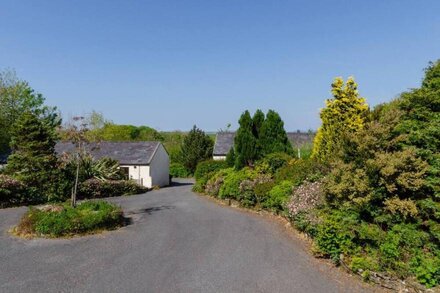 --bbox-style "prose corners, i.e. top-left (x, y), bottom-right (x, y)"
top-left (1, 1), bottom-right (439, 131)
